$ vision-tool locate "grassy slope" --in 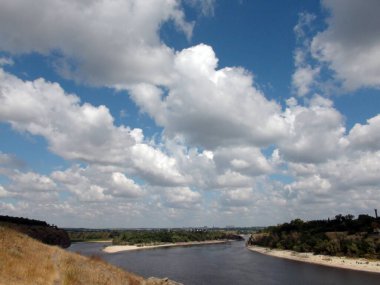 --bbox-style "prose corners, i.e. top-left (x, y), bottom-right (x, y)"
top-left (0, 226), bottom-right (148, 285)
